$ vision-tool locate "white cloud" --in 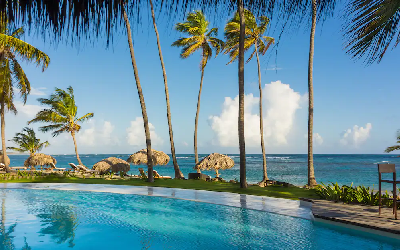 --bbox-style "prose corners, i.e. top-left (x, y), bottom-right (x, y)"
top-left (77, 120), bottom-right (118, 146)
top-left (14, 101), bottom-right (41, 118)
top-left (340, 123), bottom-right (372, 147)
top-left (266, 67), bottom-right (283, 71)
top-left (182, 141), bottom-right (189, 146)
top-left (126, 117), bottom-right (163, 147)
top-left (30, 87), bottom-right (47, 96)
top-left (304, 133), bottom-right (323, 145)
top-left (209, 81), bottom-right (304, 147)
